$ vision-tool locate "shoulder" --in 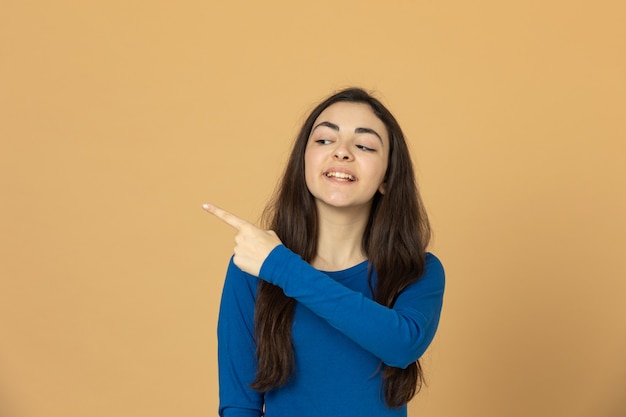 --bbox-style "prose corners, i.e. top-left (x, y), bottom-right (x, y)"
top-left (425, 252), bottom-right (445, 277)
top-left (392, 253), bottom-right (445, 311)
top-left (223, 255), bottom-right (260, 297)
top-left (419, 252), bottom-right (446, 289)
